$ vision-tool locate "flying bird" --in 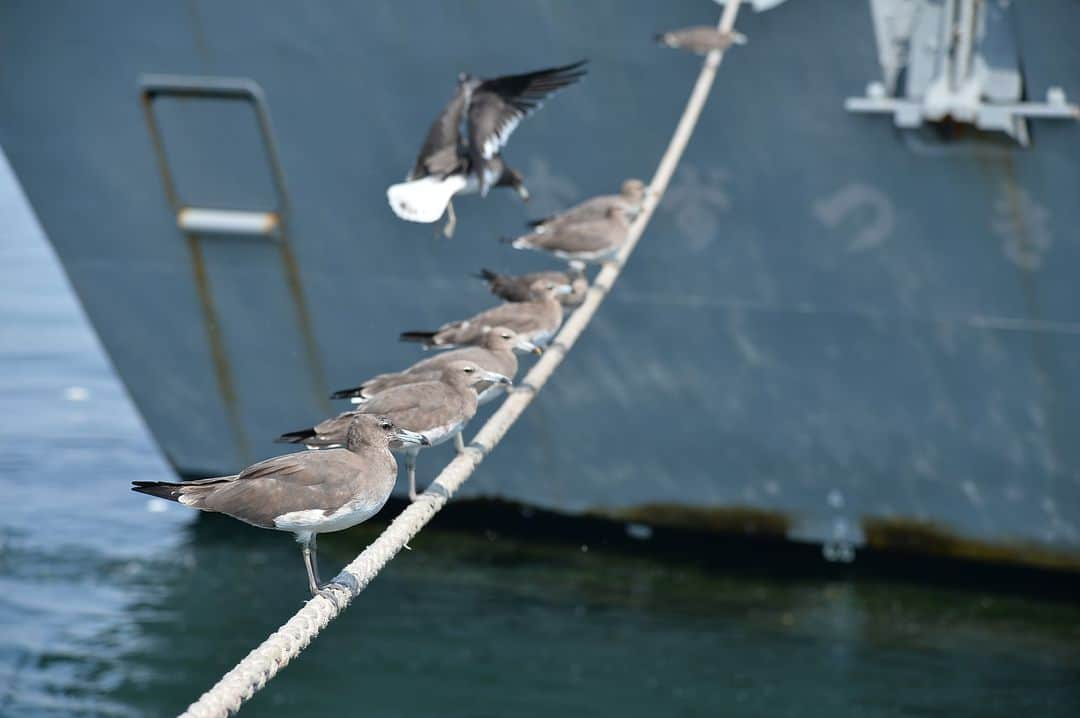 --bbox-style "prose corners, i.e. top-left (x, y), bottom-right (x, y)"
top-left (133, 415), bottom-right (428, 595)
top-left (387, 60), bottom-right (588, 237)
